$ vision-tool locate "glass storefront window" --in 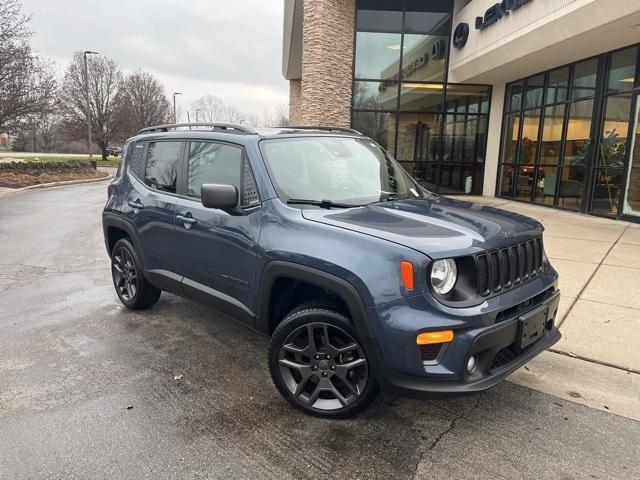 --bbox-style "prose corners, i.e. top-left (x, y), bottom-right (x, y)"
top-left (353, 0), bottom-right (488, 195)
top-left (499, 165), bottom-right (514, 197)
top-left (607, 47), bottom-right (638, 93)
top-left (438, 163), bottom-right (482, 195)
top-left (401, 34), bottom-right (447, 82)
top-left (356, 0), bottom-right (403, 32)
top-left (591, 168), bottom-right (624, 216)
top-left (525, 74), bottom-right (545, 109)
top-left (592, 94), bottom-right (629, 215)
top-left (395, 113), bottom-right (440, 164)
top-left (571, 58), bottom-right (599, 99)
top-left (508, 82), bottom-right (524, 111)
top-left (353, 81), bottom-right (399, 110)
top-left (563, 99), bottom-right (594, 166)
top-left (500, 44), bottom-right (640, 219)
top-left (399, 83), bottom-right (444, 112)
top-left (514, 165), bottom-right (536, 202)
top-left (546, 67), bottom-right (569, 104)
top-left (355, 32), bottom-right (402, 80)
top-left (558, 165), bottom-right (585, 211)
top-left (421, 162), bottom-right (439, 191)
top-left (502, 113), bottom-right (521, 163)
top-left (352, 111), bottom-right (397, 153)
top-left (623, 99), bottom-right (640, 217)
top-left (405, 0), bottom-right (451, 34)
top-left (533, 165), bottom-right (559, 206)
top-left (598, 95), bottom-right (632, 167)
top-left (519, 109), bottom-right (541, 164)
top-left (445, 85), bottom-right (490, 114)
top-left (539, 105), bottom-right (565, 165)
